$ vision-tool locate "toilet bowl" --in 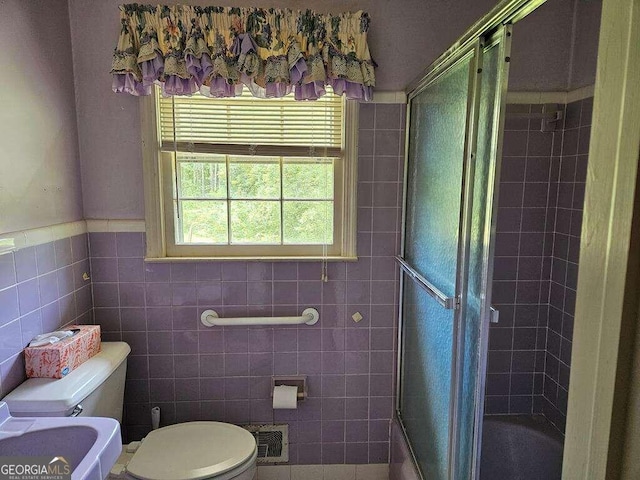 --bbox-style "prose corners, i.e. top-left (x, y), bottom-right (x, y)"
top-left (2, 342), bottom-right (257, 480)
